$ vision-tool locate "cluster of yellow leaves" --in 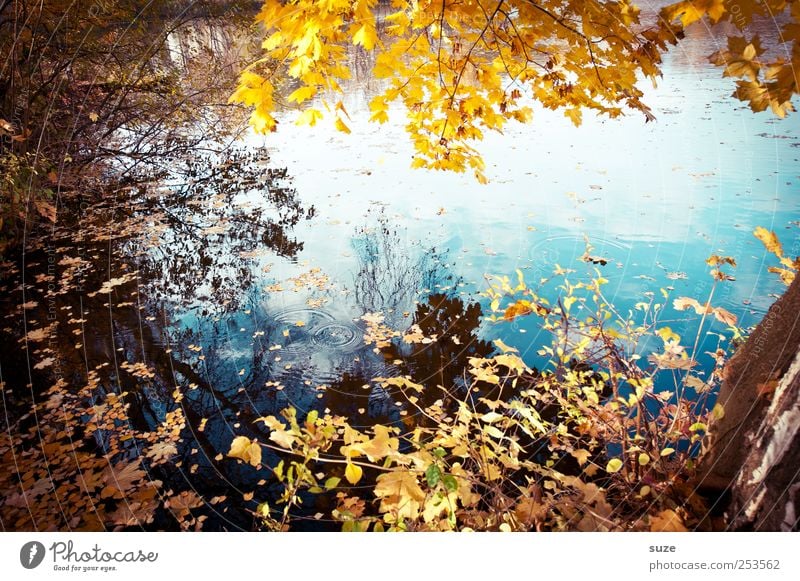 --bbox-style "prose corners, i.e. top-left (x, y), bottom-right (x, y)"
top-left (87, 271), bottom-right (138, 297)
top-left (214, 242), bottom-right (782, 531)
top-left (663, 0), bottom-right (800, 119)
top-left (661, 0), bottom-right (727, 27)
top-left (235, 0), bottom-right (682, 181)
top-left (227, 0), bottom-right (800, 183)
top-left (244, 290), bottom-right (717, 531)
top-left (287, 267), bottom-right (331, 291)
top-left (251, 367), bottom-right (705, 531)
top-left (142, 409), bottom-right (186, 467)
top-left (361, 311), bottom-right (400, 351)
